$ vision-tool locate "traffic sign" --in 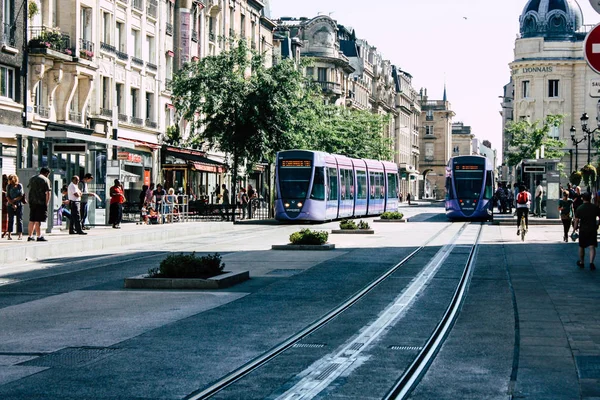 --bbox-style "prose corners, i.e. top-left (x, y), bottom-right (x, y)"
top-left (584, 24), bottom-right (600, 74)
top-left (591, 0), bottom-right (600, 14)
